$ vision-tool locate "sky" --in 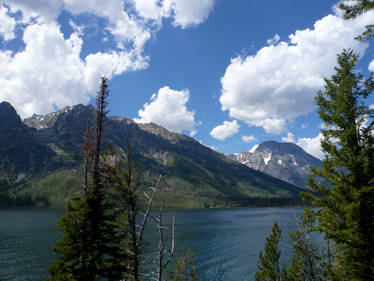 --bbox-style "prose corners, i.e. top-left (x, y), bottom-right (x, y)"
top-left (0, 0), bottom-right (374, 159)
